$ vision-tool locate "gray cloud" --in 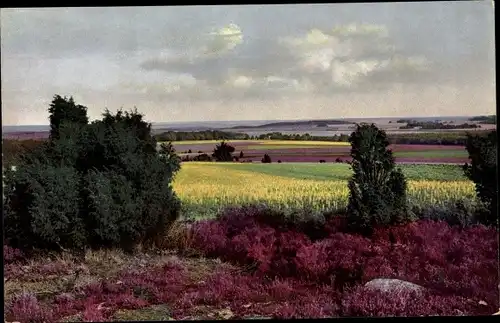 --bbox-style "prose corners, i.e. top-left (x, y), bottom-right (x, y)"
top-left (1, 3), bottom-right (495, 125)
top-left (138, 22), bottom-right (436, 99)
